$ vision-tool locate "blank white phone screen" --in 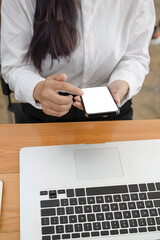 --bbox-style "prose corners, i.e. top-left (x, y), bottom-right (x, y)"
top-left (82, 87), bottom-right (118, 115)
